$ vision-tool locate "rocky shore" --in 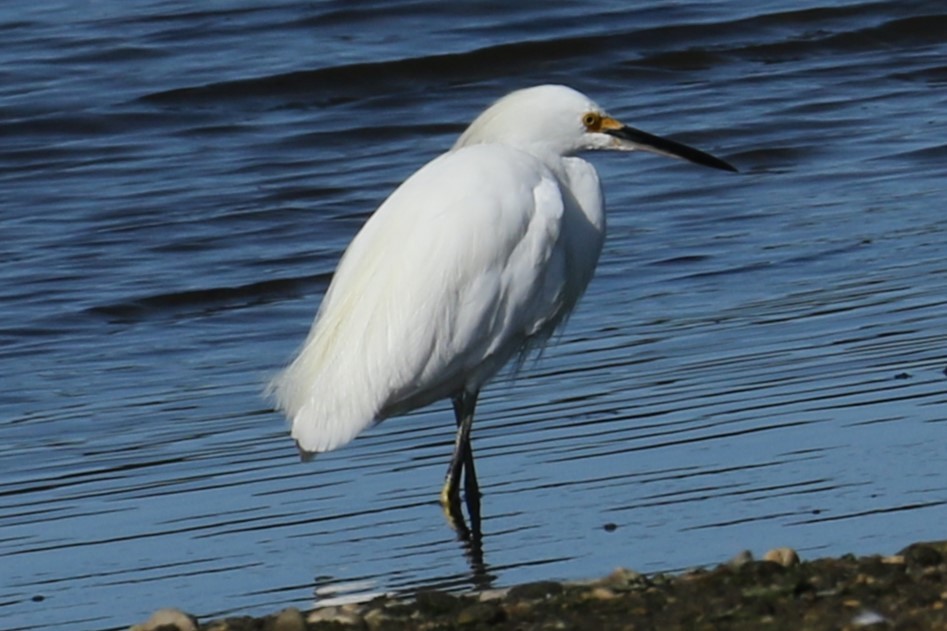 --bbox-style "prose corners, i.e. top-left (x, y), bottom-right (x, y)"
top-left (132, 540), bottom-right (947, 631)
